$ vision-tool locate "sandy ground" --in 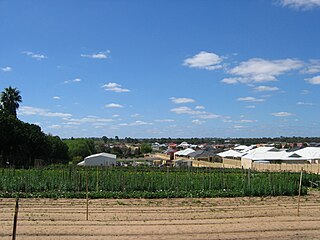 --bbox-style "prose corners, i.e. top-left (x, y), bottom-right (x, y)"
top-left (1, 190), bottom-right (320, 240)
